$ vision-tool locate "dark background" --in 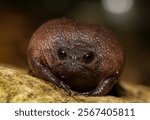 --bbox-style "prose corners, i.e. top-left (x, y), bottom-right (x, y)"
top-left (0, 0), bottom-right (149, 86)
